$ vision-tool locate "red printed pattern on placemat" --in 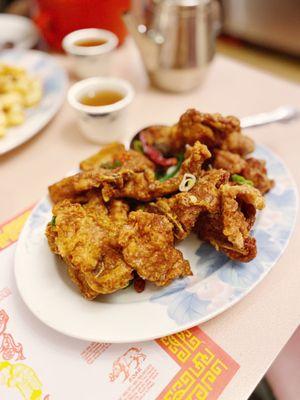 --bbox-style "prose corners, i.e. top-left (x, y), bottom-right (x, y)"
top-left (0, 308), bottom-right (50, 399)
top-left (81, 342), bottom-right (111, 364)
top-left (0, 209), bottom-right (239, 400)
top-left (156, 327), bottom-right (239, 399)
